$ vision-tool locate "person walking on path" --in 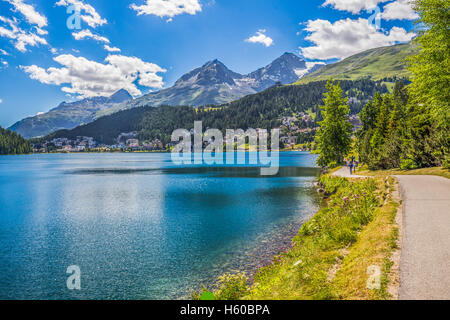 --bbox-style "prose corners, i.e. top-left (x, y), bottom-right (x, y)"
top-left (349, 160), bottom-right (354, 175)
